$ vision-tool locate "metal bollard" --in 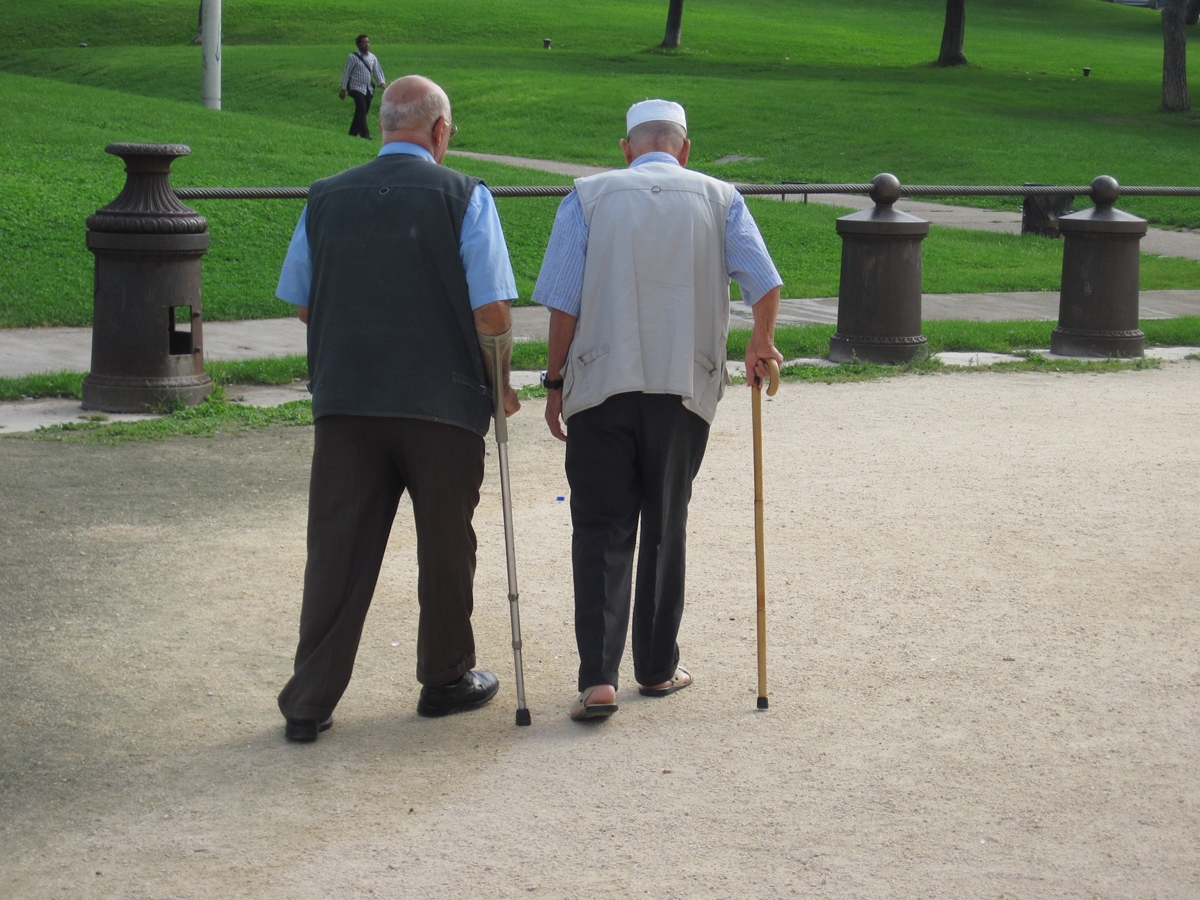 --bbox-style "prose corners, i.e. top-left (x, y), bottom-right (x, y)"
top-left (829, 173), bottom-right (930, 364)
top-left (82, 143), bottom-right (213, 412)
top-left (1050, 176), bottom-right (1147, 358)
